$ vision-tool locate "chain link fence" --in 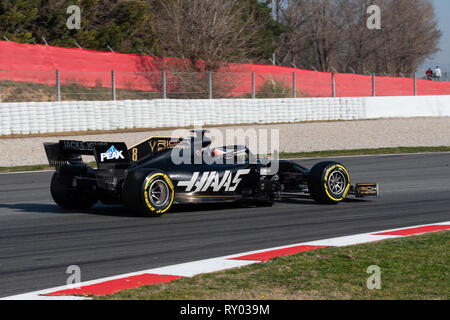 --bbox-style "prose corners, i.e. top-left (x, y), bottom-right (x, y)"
top-left (0, 69), bottom-right (449, 103)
